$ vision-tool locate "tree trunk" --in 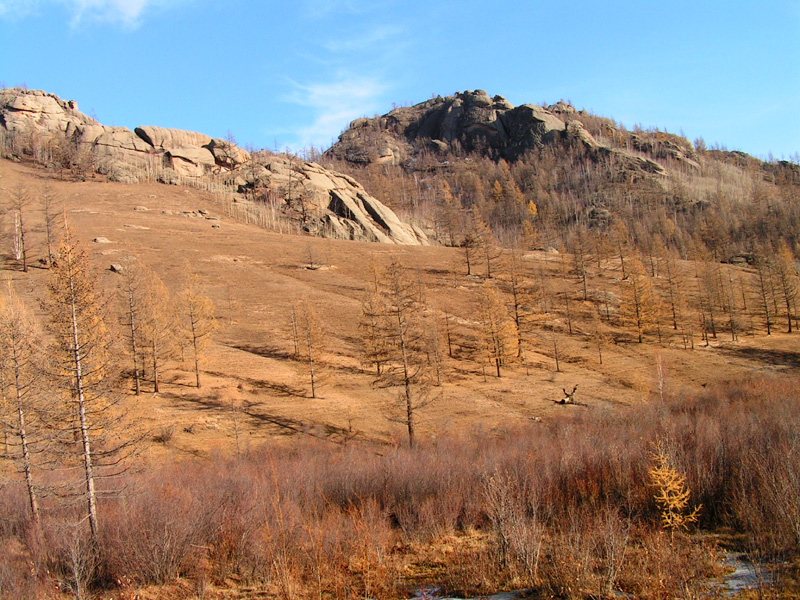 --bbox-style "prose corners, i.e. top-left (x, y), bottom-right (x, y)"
top-left (69, 281), bottom-right (99, 540)
top-left (152, 340), bottom-right (160, 393)
top-left (11, 337), bottom-right (40, 530)
top-left (190, 305), bottom-right (201, 388)
top-left (306, 326), bottom-right (316, 399)
top-left (127, 284), bottom-right (141, 396)
top-left (395, 306), bottom-right (414, 448)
